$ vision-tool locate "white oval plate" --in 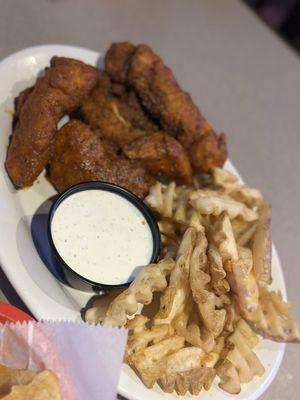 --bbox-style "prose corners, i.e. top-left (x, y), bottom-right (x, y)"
top-left (0, 45), bottom-right (286, 400)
